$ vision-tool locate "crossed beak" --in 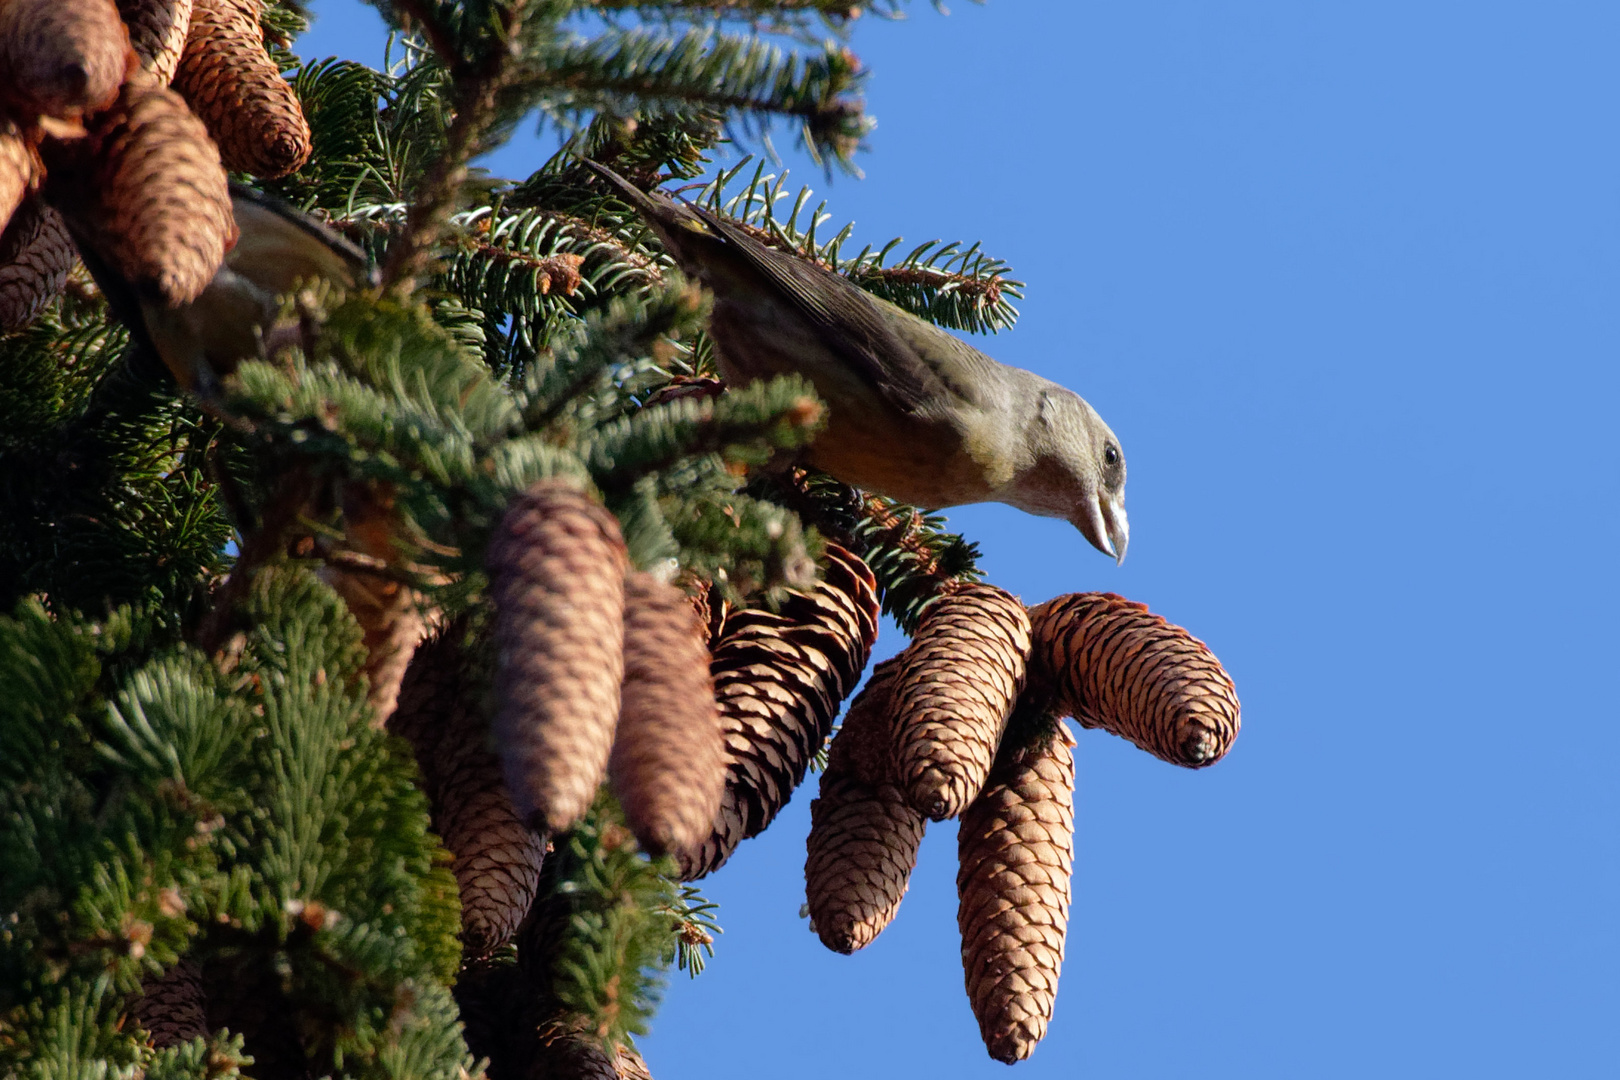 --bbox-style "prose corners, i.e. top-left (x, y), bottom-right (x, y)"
top-left (1074, 488), bottom-right (1130, 565)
